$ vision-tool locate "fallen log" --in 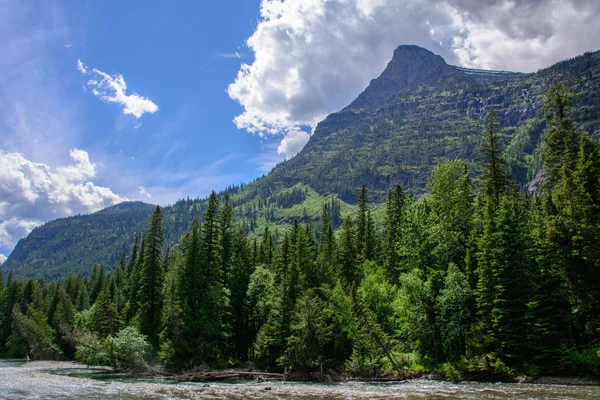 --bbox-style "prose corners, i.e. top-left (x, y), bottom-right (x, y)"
top-left (174, 371), bottom-right (285, 382)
